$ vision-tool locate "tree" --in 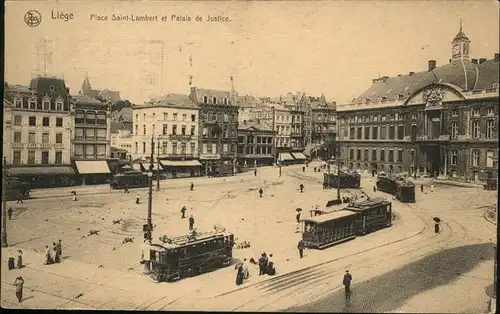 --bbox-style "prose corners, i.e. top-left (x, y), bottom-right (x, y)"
top-left (324, 134), bottom-right (338, 161)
